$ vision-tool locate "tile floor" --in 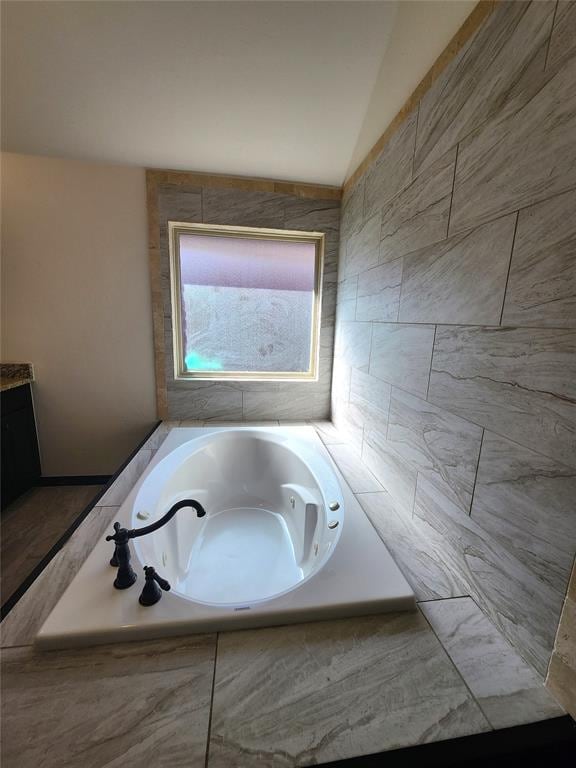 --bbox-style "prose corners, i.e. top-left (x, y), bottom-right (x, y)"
top-left (1, 485), bottom-right (102, 604)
